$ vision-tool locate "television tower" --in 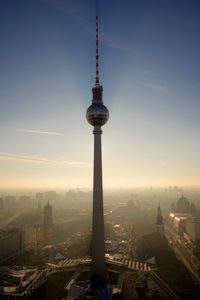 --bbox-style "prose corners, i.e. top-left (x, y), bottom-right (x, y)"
top-left (86, 13), bottom-right (109, 285)
top-left (156, 203), bottom-right (164, 236)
